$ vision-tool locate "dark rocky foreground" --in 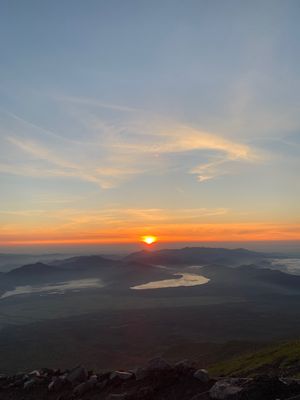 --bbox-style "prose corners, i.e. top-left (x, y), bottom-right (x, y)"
top-left (1, 358), bottom-right (300, 400)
